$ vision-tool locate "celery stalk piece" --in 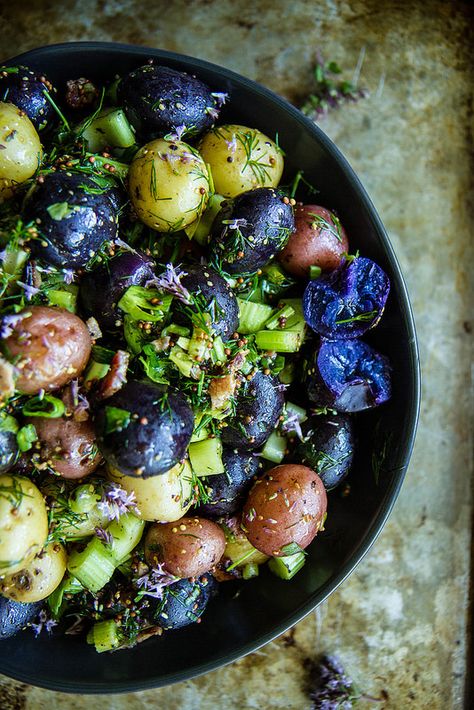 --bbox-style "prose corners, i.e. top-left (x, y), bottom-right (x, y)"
top-left (83, 359), bottom-right (110, 387)
top-left (169, 345), bottom-right (201, 379)
top-left (255, 329), bottom-right (303, 353)
top-left (185, 193), bottom-right (226, 244)
top-left (260, 430), bottom-right (287, 463)
top-left (67, 537), bottom-right (116, 592)
top-left (107, 513), bottom-right (145, 563)
top-left (237, 298), bottom-right (274, 334)
top-left (242, 562), bottom-right (260, 580)
top-left (268, 551), bottom-right (306, 580)
top-left (88, 619), bottom-right (123, 653)
top-left (264, 304), bottom-right (295, 330)
top-left (285, 401), bottom-right (308, 424)
top-left (46, 286), bottom-right (78, 313)
top-left (189, 436), bottom-right (225, 476)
